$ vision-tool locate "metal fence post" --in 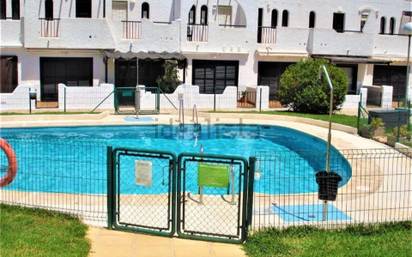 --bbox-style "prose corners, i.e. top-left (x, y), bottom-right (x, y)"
top-left (106, 146), bottom-right (114, 229)
top-left (64, 87), bottom-right (67, 113)
top-left (396, 110), bottom-right (401, 142)
top-left (357, 100), bottom-right (361, 134)
top-left (245, 157), bottom-right (256, 237)
top-left (213, 92), bottom-right (216, 112)
top-left (28, 88), bottom-right (32, 114)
